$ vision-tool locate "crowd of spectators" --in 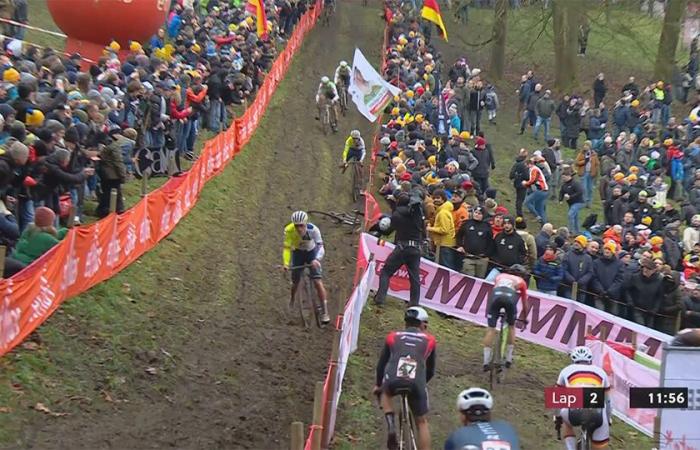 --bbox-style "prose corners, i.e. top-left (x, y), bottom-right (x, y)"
top-left (0, 0), bottom-right (309, 276)
top-left (374, 0), bottom-right (700, 335)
